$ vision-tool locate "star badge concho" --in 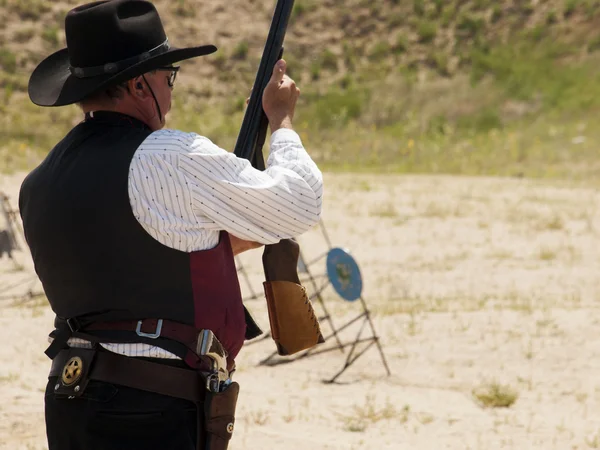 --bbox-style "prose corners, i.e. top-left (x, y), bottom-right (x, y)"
top-left (61, 356), bottom-right (83, 386)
